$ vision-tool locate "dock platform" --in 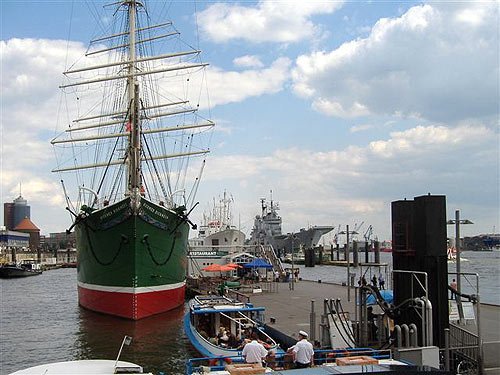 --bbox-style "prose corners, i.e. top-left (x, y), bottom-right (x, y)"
top-left (248, 279), bottom-right (500, 372)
